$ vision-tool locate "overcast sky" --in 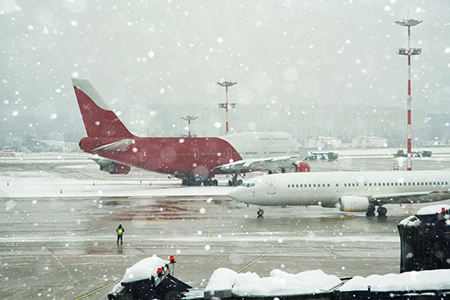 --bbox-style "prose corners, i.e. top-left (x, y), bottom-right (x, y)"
top-left (1, 0), bottom-right (449, 139)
